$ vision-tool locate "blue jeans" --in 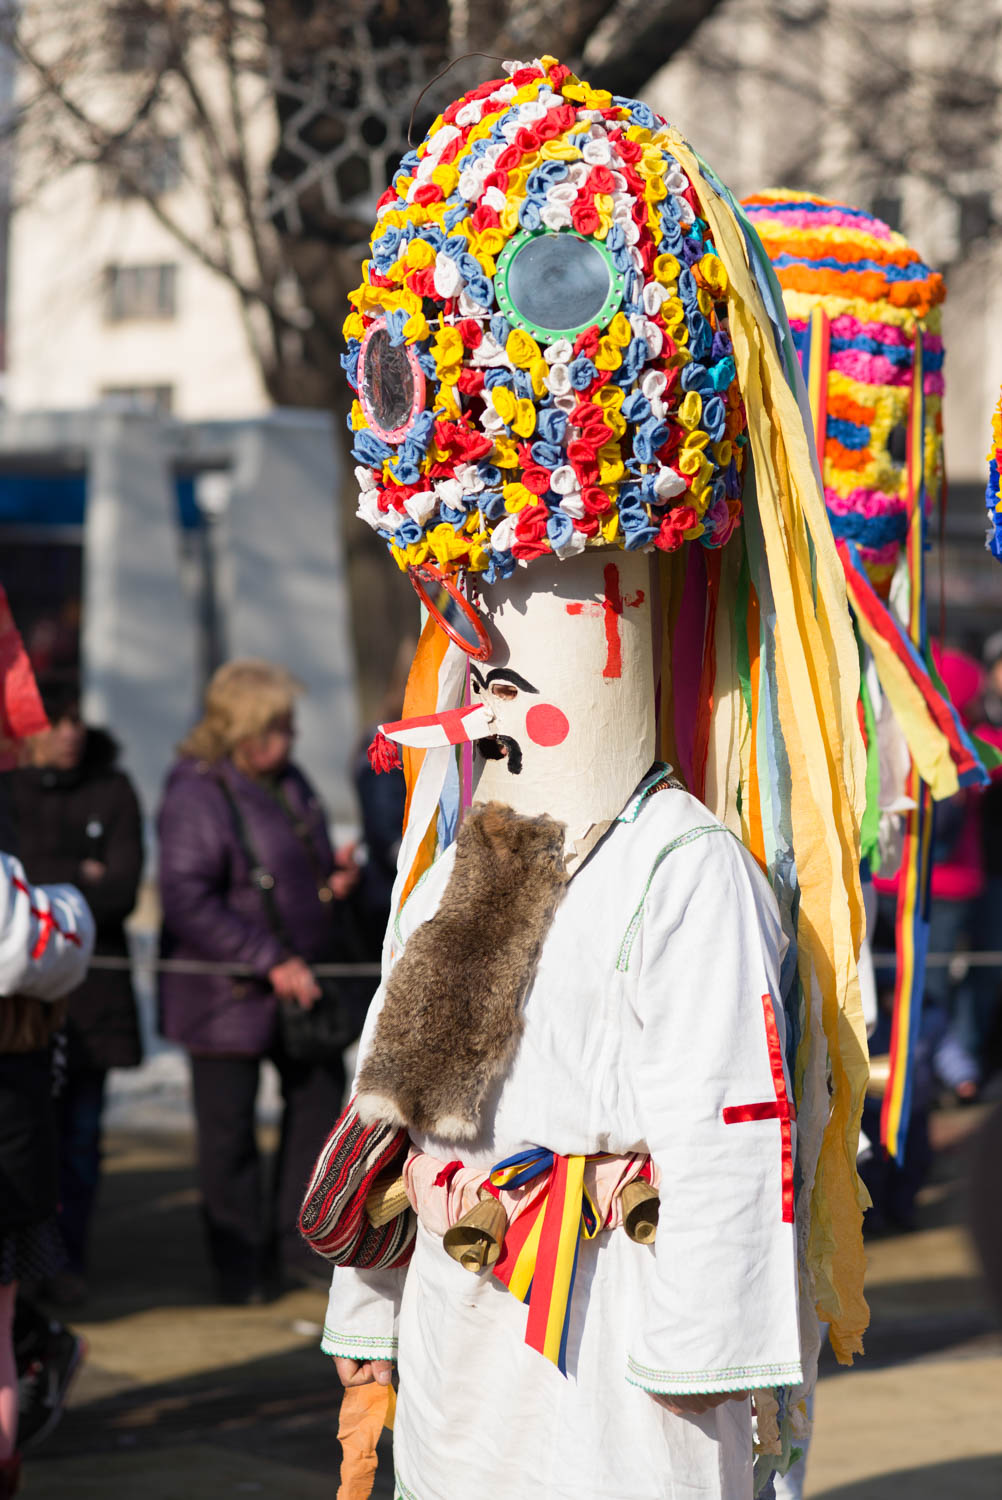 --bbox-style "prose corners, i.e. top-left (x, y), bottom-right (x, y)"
top-left (56, 1069), bottom-right (107, 1274)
